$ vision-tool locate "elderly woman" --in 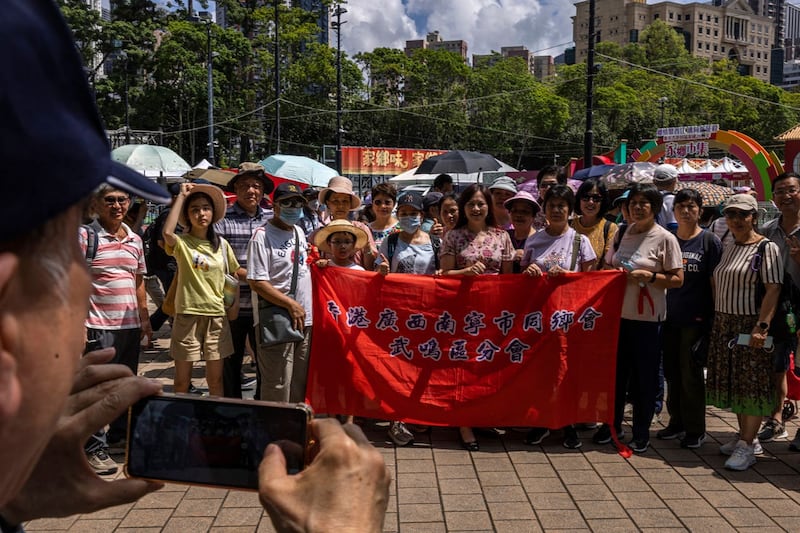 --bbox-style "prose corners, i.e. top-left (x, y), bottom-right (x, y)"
top-left (441, 183), bottom-right (514, 451)
top-left (368, 182), bottom-right (399, 247)
top-left (520, 185), bottom-right (596, 449)
top-left (707, 194), bottom-right (784, 471)
top-left (658, 189), bottom-right (722, 449)
top-left (593, 182), bottom-right (683, 453)
top-left (163, 182), bottom-right (240, 397)
top-left (314, 176), bottom-right (378, 270)
top-left (572, 178), bottom-right (617, 269)
top-left (505, 191), bottom-right (539, 273)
